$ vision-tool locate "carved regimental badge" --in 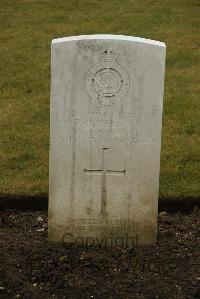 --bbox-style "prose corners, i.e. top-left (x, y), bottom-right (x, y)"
top-left (86, 50), bottom-right (130, 106)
